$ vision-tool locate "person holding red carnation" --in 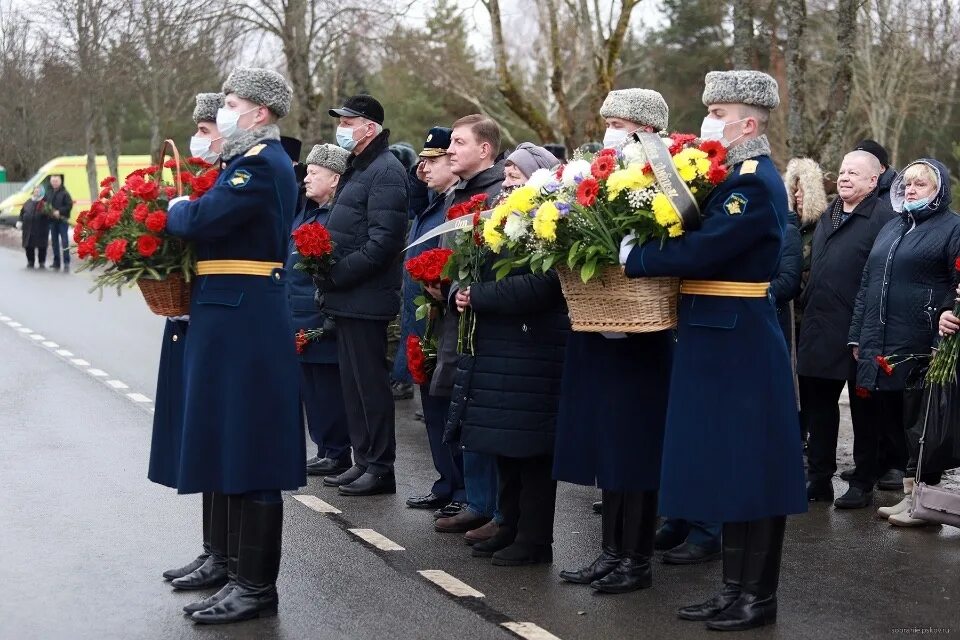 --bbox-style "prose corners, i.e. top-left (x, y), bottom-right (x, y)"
top-left (285, 143), bottom-right (353, 481)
